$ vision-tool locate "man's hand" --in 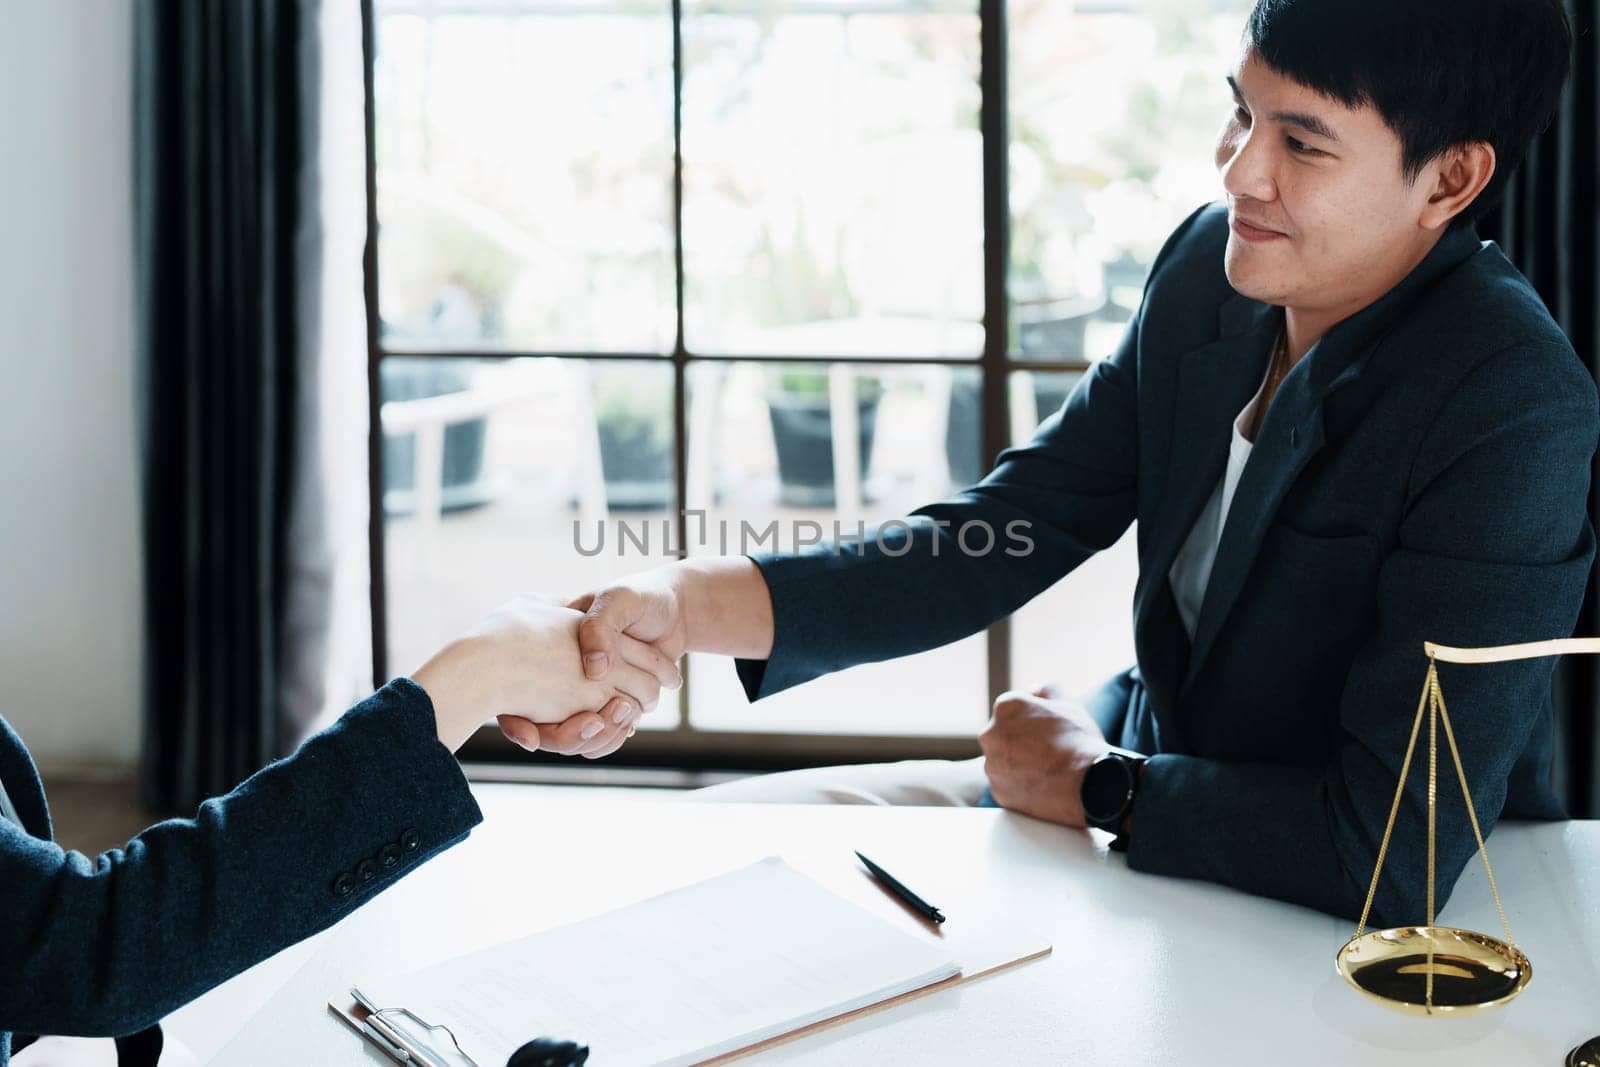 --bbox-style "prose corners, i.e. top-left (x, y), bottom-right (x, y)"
top-left (514, 557), bottom-right (774, 758)
top-left (505, 572), bottom-right (688, 758)
top-left (413, 595), bottom-right (680, 752)
top-left (570, 567), bottom-right (691, 681)
top-left (488, 589), bottom-right (687, 758)
top-left (979, 683), bottom-right (1112, 827)
top-left (572, 557), bottom-right (775, 679)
